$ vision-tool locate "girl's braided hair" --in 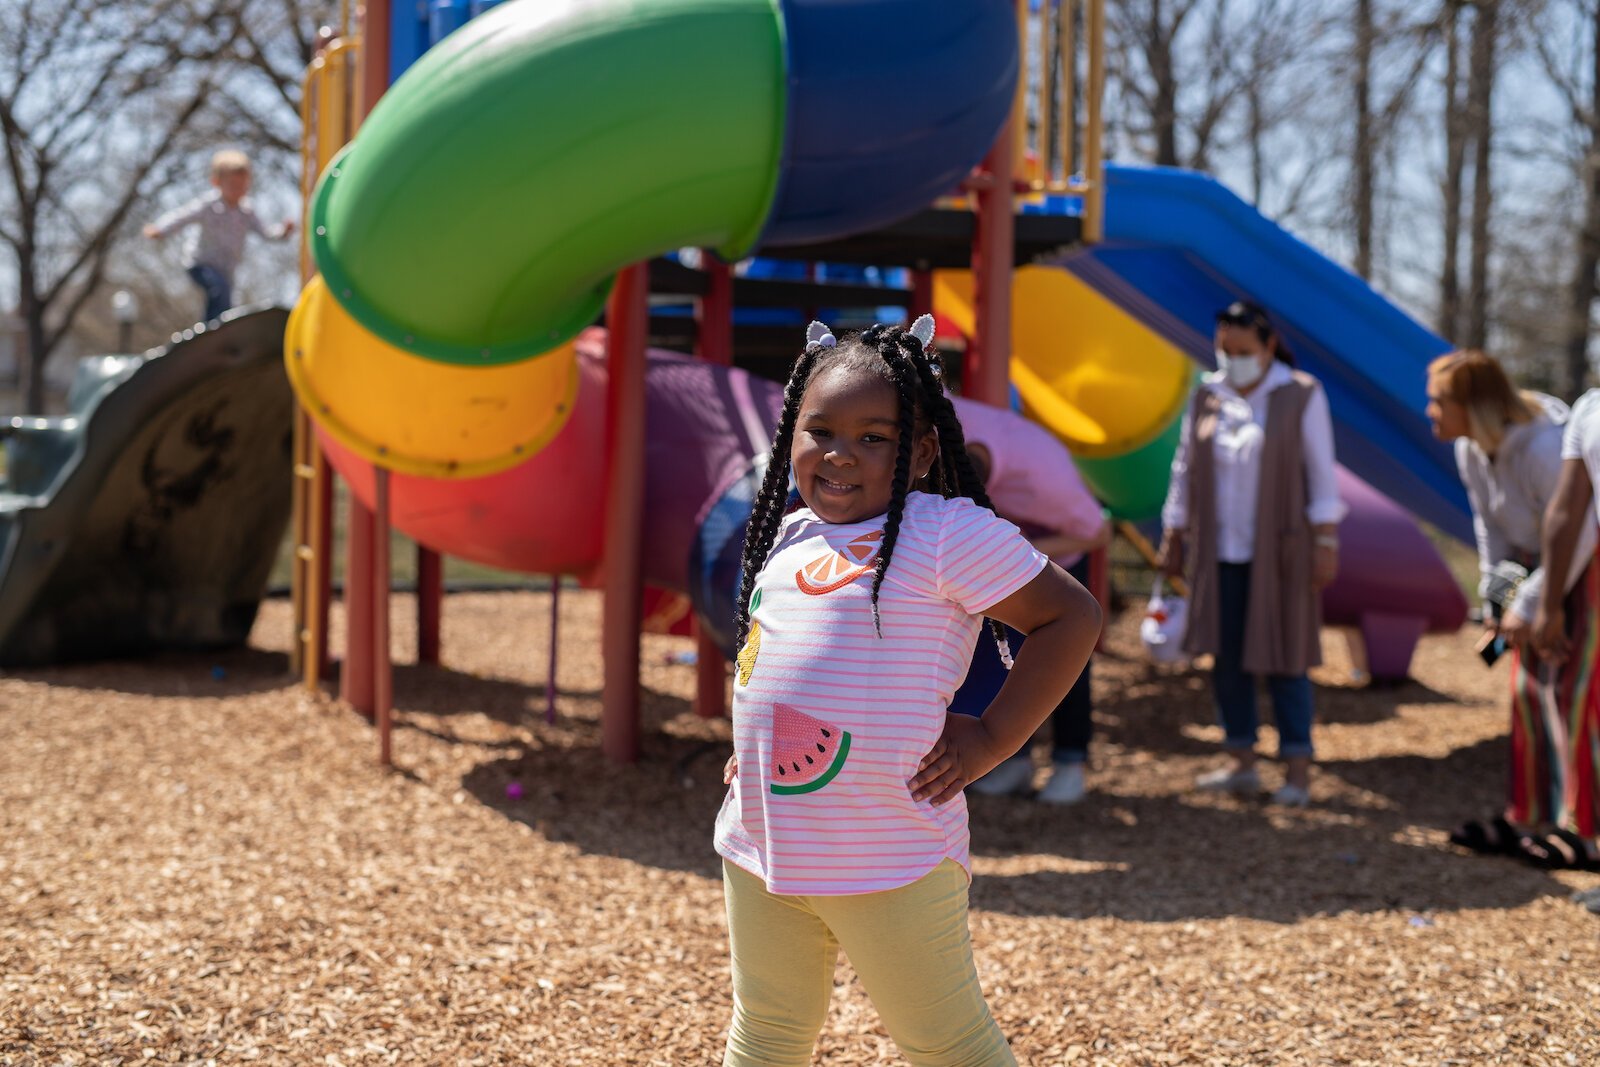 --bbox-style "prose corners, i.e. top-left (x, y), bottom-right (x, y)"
top-left (734, 320), bottom-right (1014, 665)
